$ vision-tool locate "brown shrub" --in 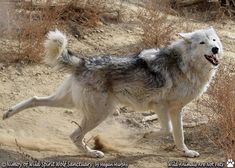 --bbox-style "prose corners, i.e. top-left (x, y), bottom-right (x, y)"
top-left (171, 1), bottom-right (231, 21)
top-left (201, 61), bottom-right (235, 159)
top-left (0, 0), bottom-right (106, 63)
top-left (0, 1), bottom-right (57, 63)
top-left (138, 0), bottom-right (176, 48)
top-left (220, 0), bottom-right (235, 18)
top-left (58, 0), bottom-right (106, 28)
